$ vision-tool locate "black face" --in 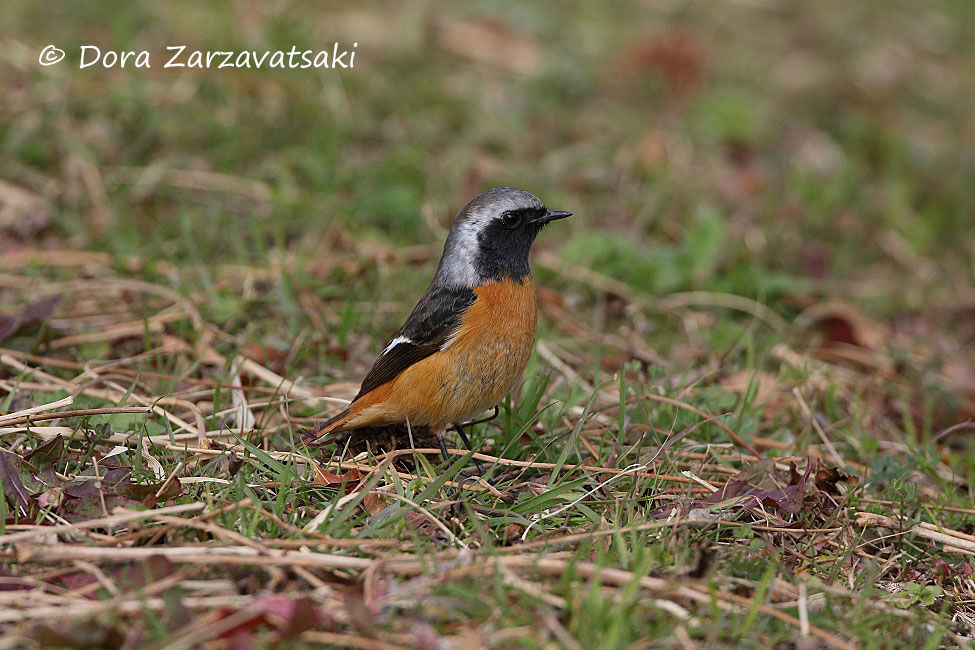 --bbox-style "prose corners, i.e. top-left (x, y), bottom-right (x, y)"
top-left (474, 206), bottom-right (558, 282)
